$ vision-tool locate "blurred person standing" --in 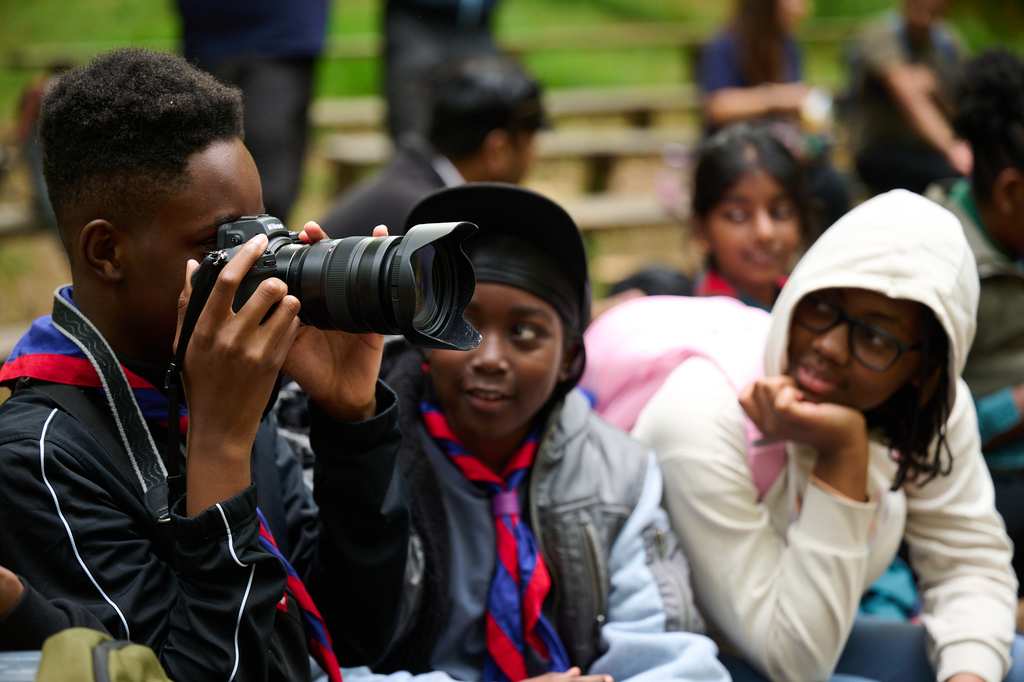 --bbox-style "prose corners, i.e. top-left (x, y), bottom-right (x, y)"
top-left (383, 0), bottom-right (502, 142)
top-left (849, 0), bottom-right (970, 195)
top-left (699, 0), bottom-right (850, 235)
top-left (321, 54), bottom-right (544, 238)
top-left (177, 0), bottom-right (327, 221)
